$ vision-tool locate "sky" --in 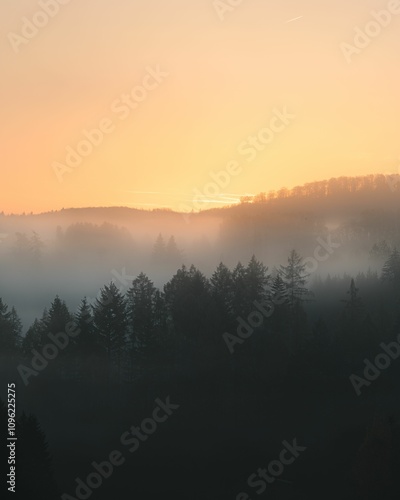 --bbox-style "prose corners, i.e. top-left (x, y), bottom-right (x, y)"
top-left (1, 0), bottom-right (400, 214)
